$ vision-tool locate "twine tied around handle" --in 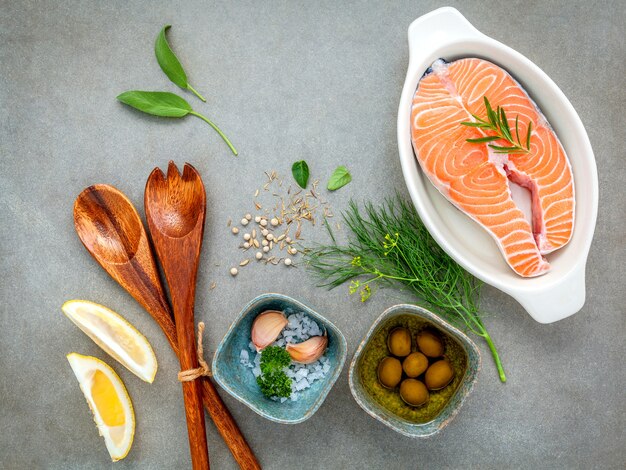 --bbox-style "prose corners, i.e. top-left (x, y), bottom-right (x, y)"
top-left (177, 322), bottom-right (211, 382)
